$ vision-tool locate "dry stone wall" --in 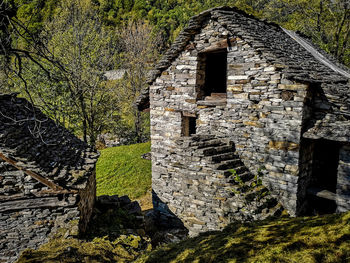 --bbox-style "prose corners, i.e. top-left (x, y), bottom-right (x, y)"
top-left (0, 166), bottom-right (96, 263)
top-left (150, 19), bottom-right (310, 235)
top-left (0, 161), bottom-right (96, 263)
